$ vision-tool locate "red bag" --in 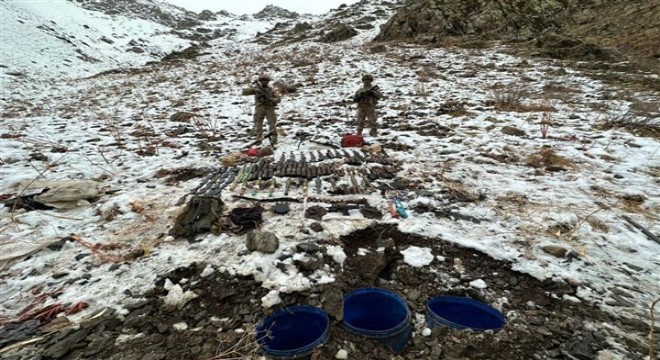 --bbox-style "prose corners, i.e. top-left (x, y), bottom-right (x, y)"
top-left (341, 134), bottom-right (364, 148)
top-left (247, 148), bottom-right (260, 156)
